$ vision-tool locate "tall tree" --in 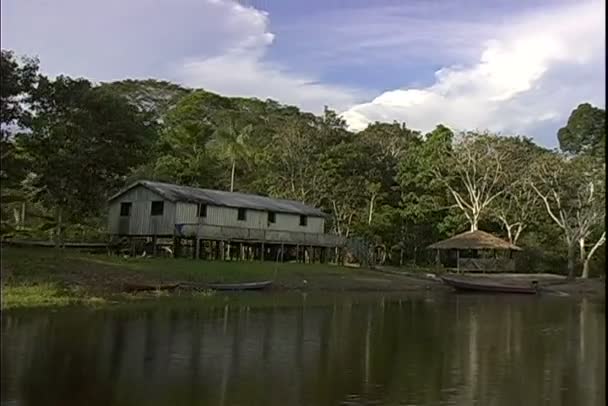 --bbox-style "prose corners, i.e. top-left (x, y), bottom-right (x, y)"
top-left (212, 119), bottom-right (253, 192)
top-left (491, 137), bottom-right (547, 245)
top-left (530, 154), bottom-right (605, 278)
top-left (434, 132), bottom-right (509, 232)
top-left (0, 50), bottom-right (39, 187)
top-left (20, 76), bottom-right (156, 244)
top-left (100, 79), bottom-right (190, 122)
top-left (557, 103), bottom-right (605, 157)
